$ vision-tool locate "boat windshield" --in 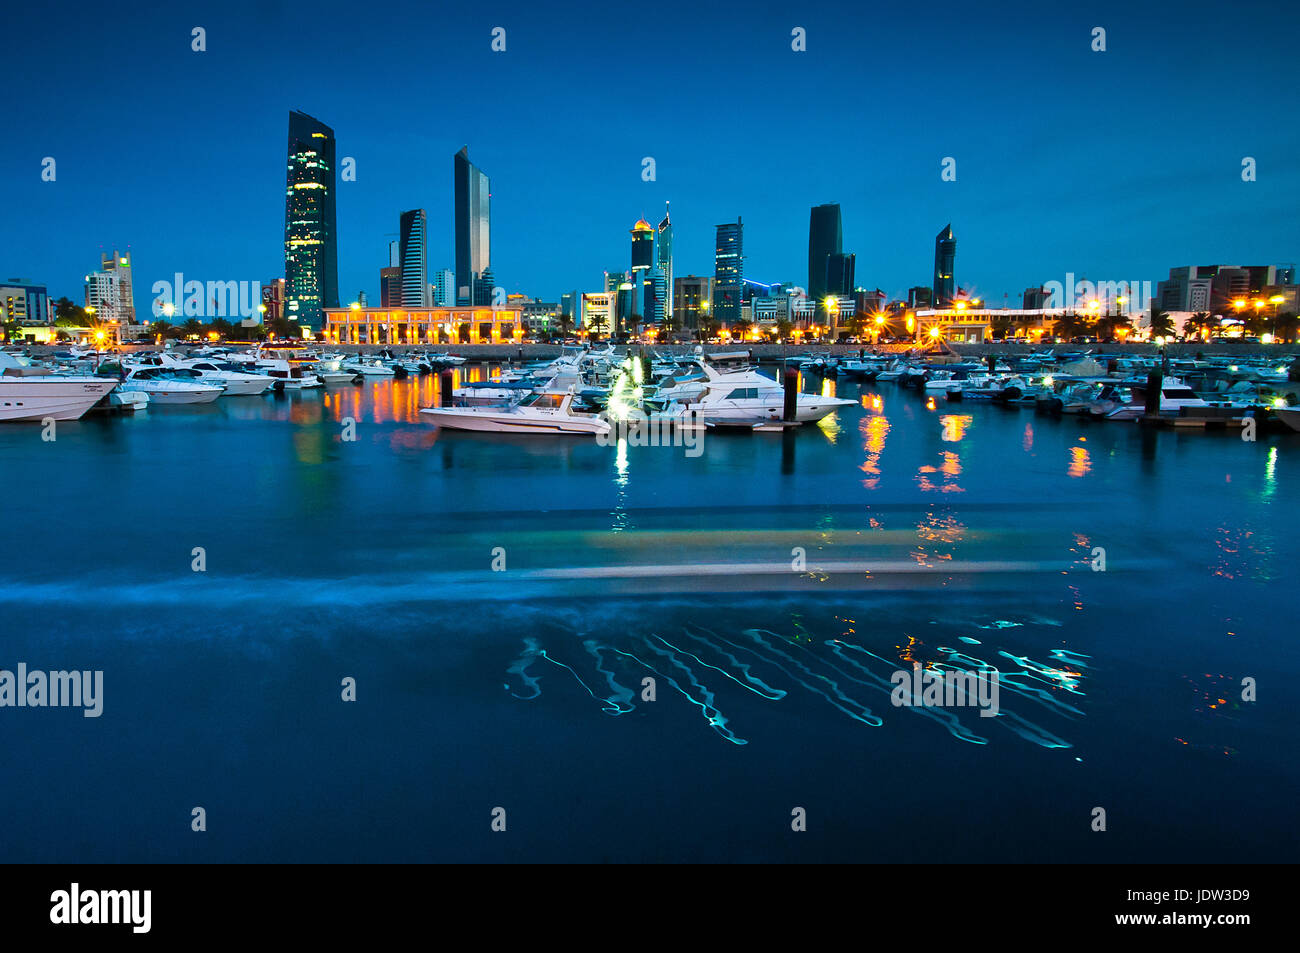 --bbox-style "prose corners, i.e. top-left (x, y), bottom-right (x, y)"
top-left (517, 393), bottom-right (565, 409)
